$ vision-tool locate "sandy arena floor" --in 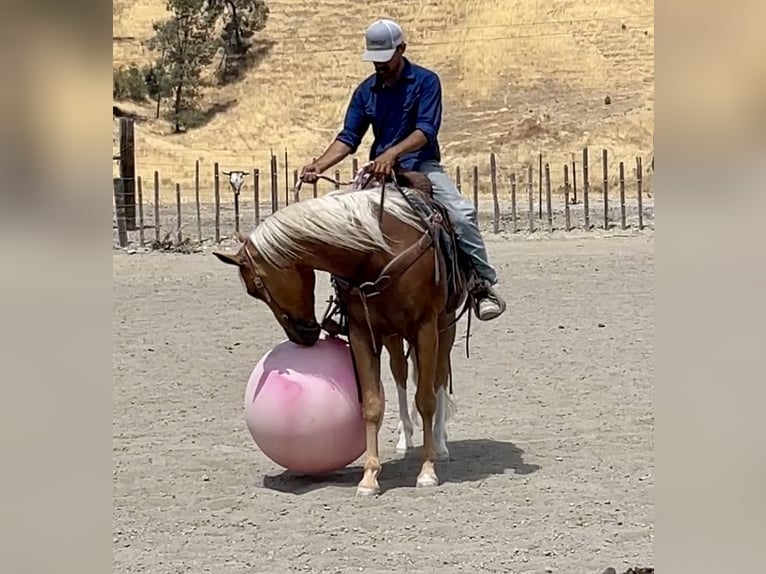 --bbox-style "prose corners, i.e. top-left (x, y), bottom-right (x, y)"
top-left (113, 231), bottom-right (654, 573)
